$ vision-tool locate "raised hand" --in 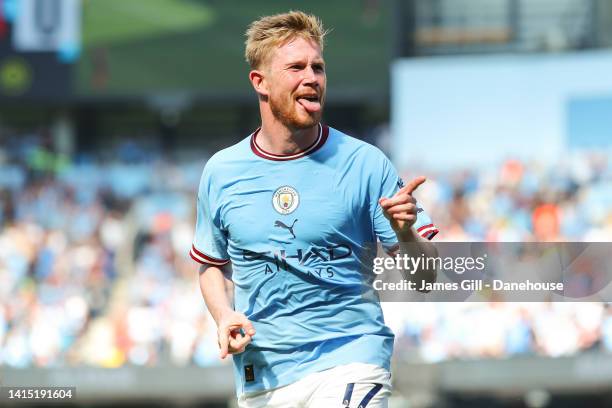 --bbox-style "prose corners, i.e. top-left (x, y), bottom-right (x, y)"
top-left (379, 176), bottom-right (426, 233)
